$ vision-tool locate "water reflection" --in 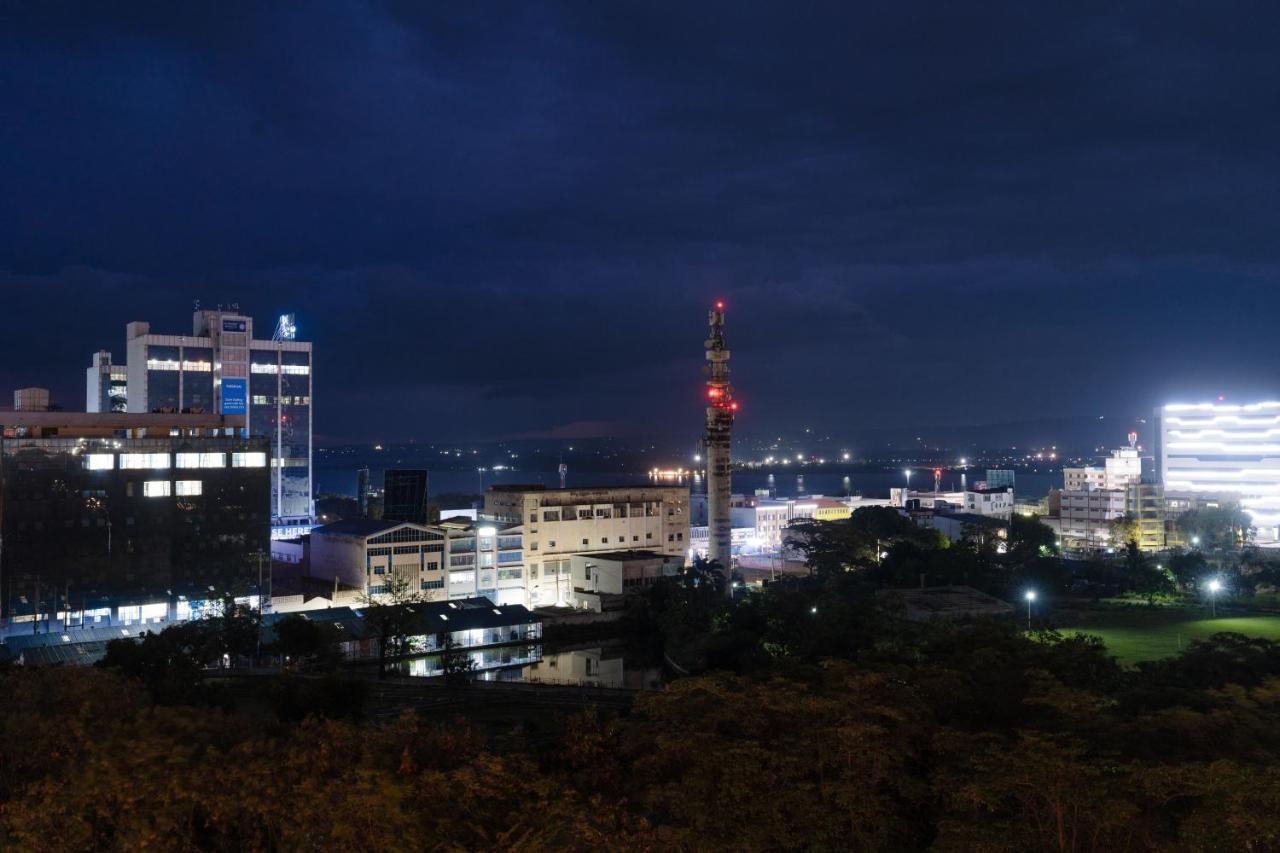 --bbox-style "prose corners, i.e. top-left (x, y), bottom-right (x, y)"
top-left (403, 645), bottom-right (665, 689)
